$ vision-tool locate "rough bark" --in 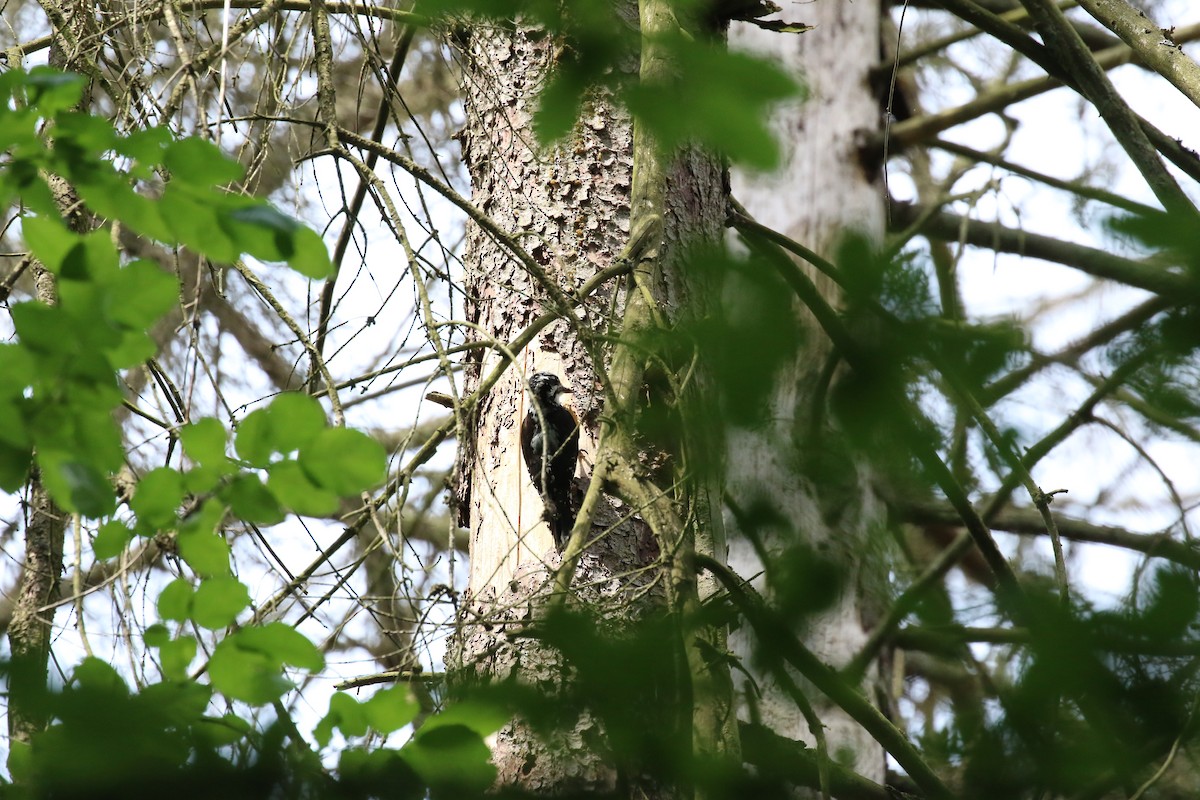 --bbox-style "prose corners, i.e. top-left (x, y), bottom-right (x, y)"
top-left (451, 21), bottom-right (638, 592)
top-left (447, 7), bottom-right (730, 791)
top-left (727, 0), bottom-right (889, 783)
top-left (7, 479), bottom-right (66, 744)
